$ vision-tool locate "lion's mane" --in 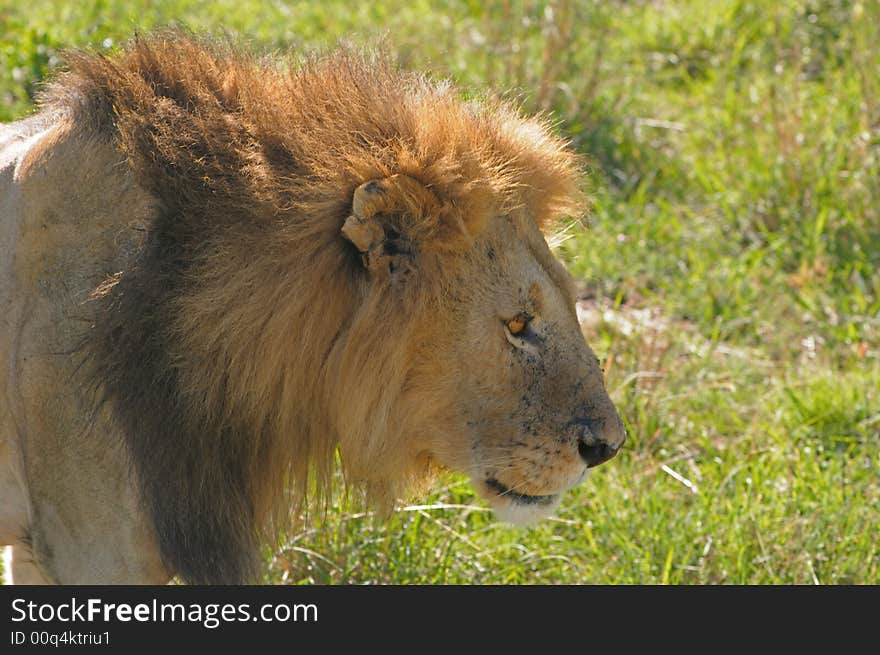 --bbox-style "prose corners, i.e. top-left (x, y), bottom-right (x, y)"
top-left (41, 31), bottom-right (583, 583)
